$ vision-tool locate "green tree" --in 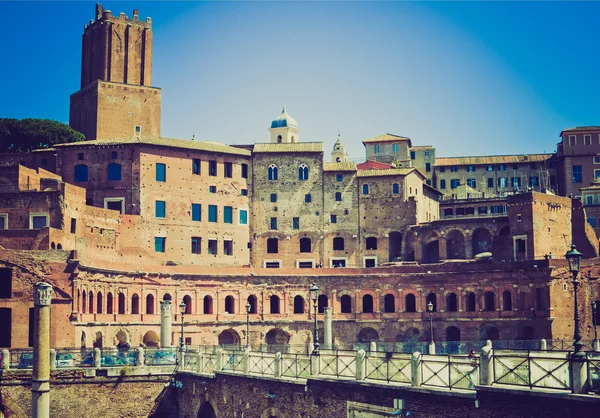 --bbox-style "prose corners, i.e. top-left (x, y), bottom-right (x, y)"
top-left (0, 118), bottom-right (85, 152)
